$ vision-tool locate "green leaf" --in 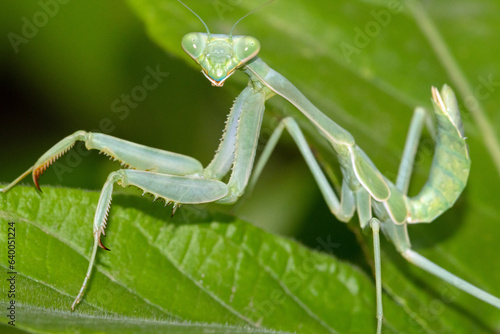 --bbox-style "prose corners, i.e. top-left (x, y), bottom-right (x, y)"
top-left (1, 186), bottom-right (422, 333)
